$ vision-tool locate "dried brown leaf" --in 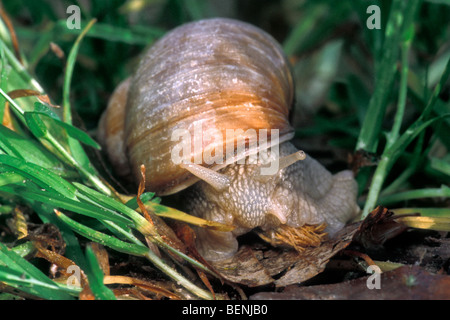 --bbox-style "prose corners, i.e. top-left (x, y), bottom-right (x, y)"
top-left (137, 164), bottom-right (154, 225)
top-left (354, 206), bottom-right (410, 249)
top-left (274, 222), bottom-right (359, 287)
top-left (209, 223), bottom-right (359, 287)
top-left (1, 103), bottom-right (15, 130)
top-left (50, 42), bottom-right (66, 61)
top-left (103, 275), bottom-right (181, 300)
top-left (170, 222), bottom-right (222, 298)
top-left (348, 149), bottom-right (379, 175)
top-left (27, 223), bottom-right (65, 254)
top-left (210, 246), bottom-right (274, 287)
top-left (90, 242), bottom-right (110, 276)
